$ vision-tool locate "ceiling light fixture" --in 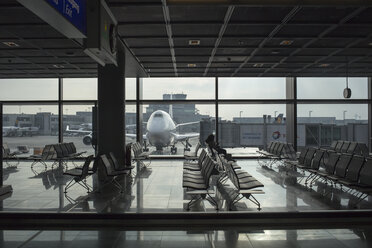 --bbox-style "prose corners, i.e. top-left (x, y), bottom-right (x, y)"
top-left (280, 40), bottom-right (293, 46)
top-left (253, 63), bottom-right (264, 68)
top-left (188, 40), bottom-right (200, 46)
top-left (2, 41), bottom-right (20, 47)
top-left (368, 42), bottom-right (372, 46)
top-left (187, 63), bottom-right (196, 67)
top-left (271, 50), bottom-right (280, 55)
top-left (319, 63), bottom-right (330, 67)
top-left (53, 64), bottom-right (65, 69)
